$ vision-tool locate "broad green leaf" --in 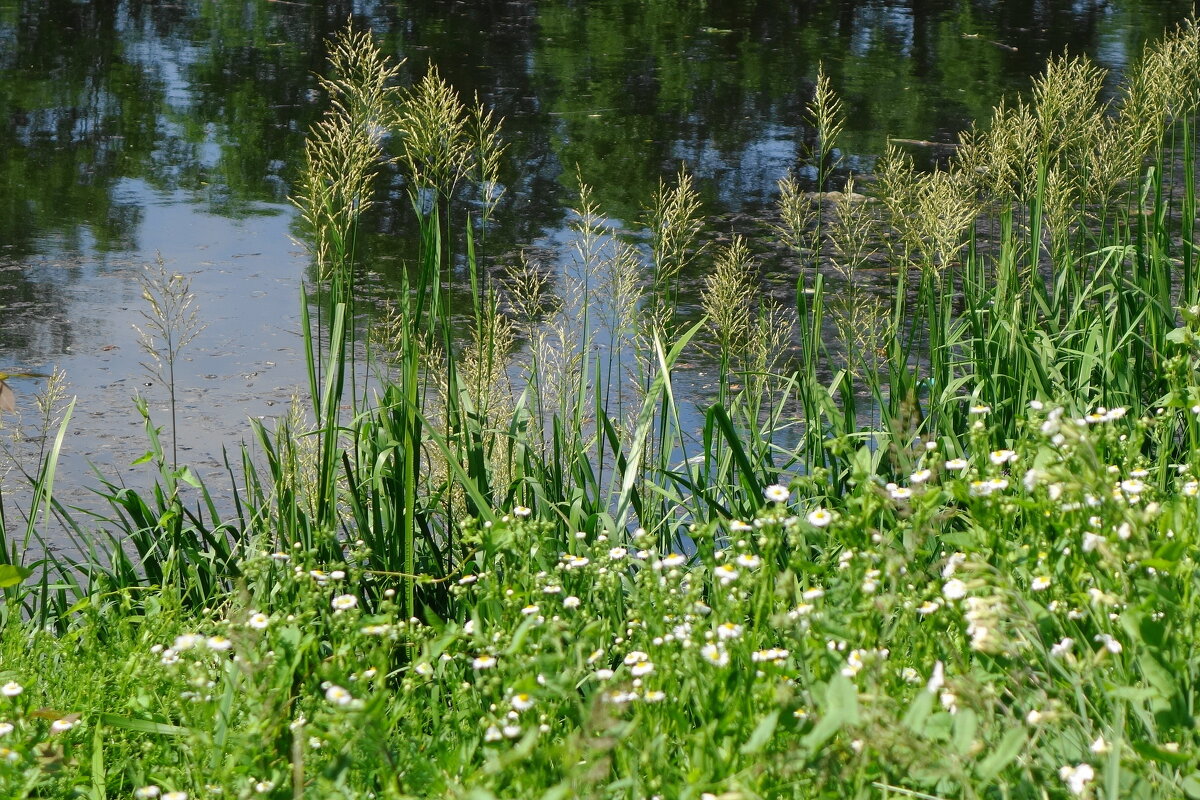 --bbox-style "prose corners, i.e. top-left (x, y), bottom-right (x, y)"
top-left (540, 785), bottom-right (574, 800)
top-left (1132, 740), bottom-right (1191, 766)
top-left (1165, 326), bottom-right (1192, 345)
top-left (952, 708), bottom-right (978, 756)
top-left (740, 710), bottom-right (780, 755)
top-left (174, 465), bottom-right (201, 488)
top-left (503, 614), bottom-right (539, 656)
top-left (0, 565), bottom-right (32, 589)
top-left (901, 689), bottom-right (933, 734)
top-left (803, 675), bottom-right (860, 751)
top-left (827, 673), bottom-right (861, 726)
top-left (975, 727), bottom-right (1026, 779)
top-left (802, 712), bottom-right (842, 752)
top-left (940, 531), bottom-right (978, 548)
top-left (1136, 654), bottom-right (1176, 704)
